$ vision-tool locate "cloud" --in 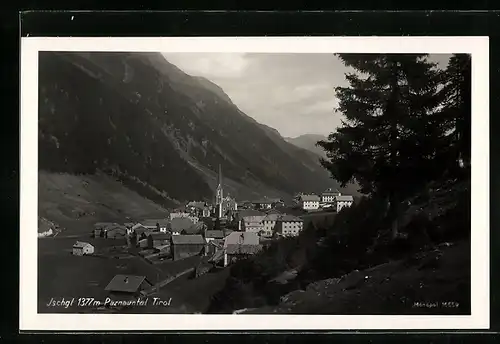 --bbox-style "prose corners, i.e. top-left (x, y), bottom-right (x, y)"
top-left (161, 52), bottom-right (452, 138)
